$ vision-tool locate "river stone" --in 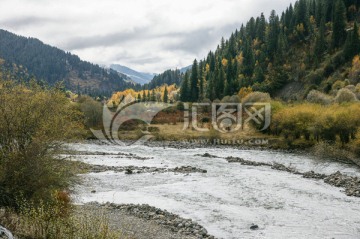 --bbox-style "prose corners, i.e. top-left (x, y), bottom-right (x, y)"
top-left (250, 224), bottom-right (259, 230)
